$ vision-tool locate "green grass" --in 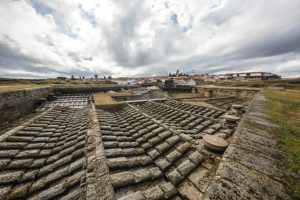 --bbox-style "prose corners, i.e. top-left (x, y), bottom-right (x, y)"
top-left (265, 90), bottom-right (300, 198)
